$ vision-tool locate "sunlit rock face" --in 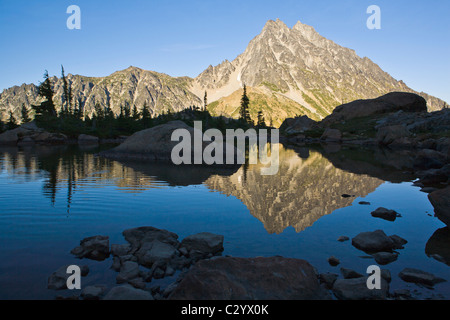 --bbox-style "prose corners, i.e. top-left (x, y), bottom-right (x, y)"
top-left (204, 145), bottom-right (383, 234)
